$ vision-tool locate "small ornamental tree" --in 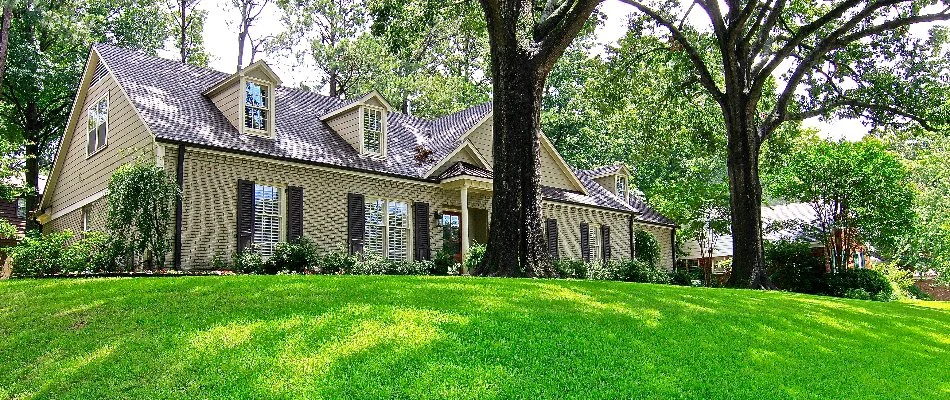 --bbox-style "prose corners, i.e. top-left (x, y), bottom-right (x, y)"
top-left (770, 138), bottom-right (916, 272)
top-left (107, 160), bottom-right (181, 269)
top-left (634, 230), bottom-right (661, 267)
